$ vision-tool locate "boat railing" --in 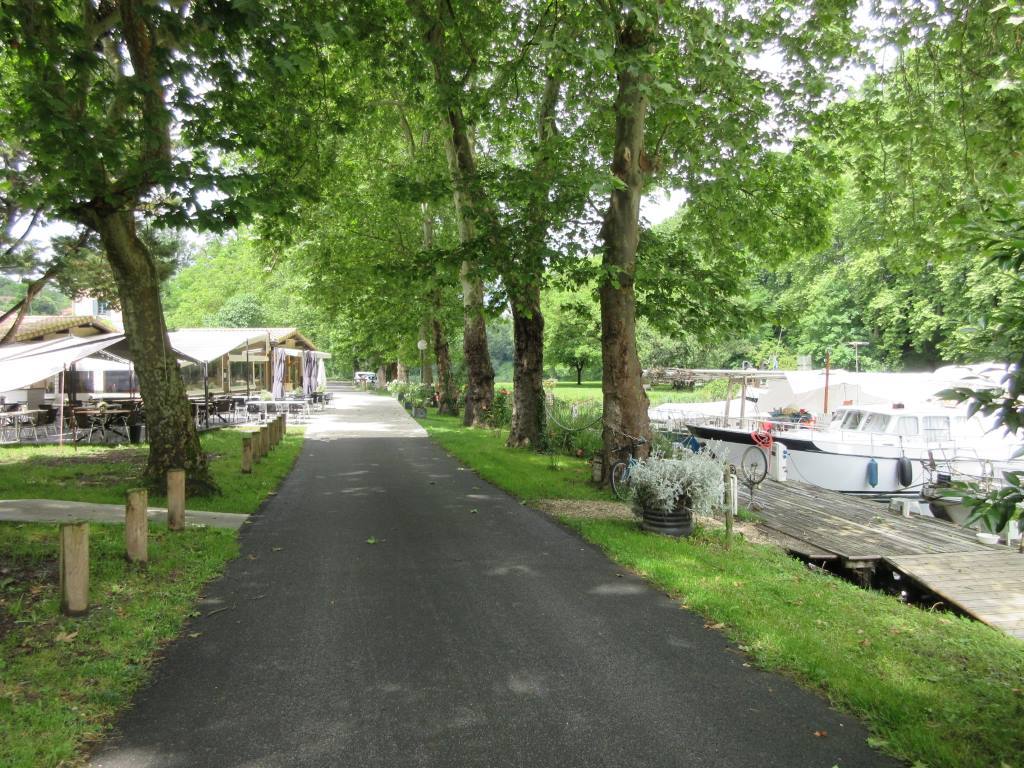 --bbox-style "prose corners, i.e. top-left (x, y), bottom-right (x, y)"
top-left (690, 414), bottom-right (821, 434)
